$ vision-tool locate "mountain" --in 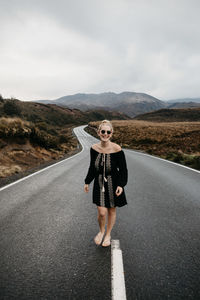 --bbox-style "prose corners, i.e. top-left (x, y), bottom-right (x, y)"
top-left (167, 102), bottom-right (200, 109)
top-left (166, 98), bottom-right (200, 104)
top-left (0, 97), bottom-right (129, 180)
top-left (134, 107), bottom-right (200, 122)
top-left (0, 98), bottom-right (130, 126)
top-left (37, 92), bottom-right (167, 118)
